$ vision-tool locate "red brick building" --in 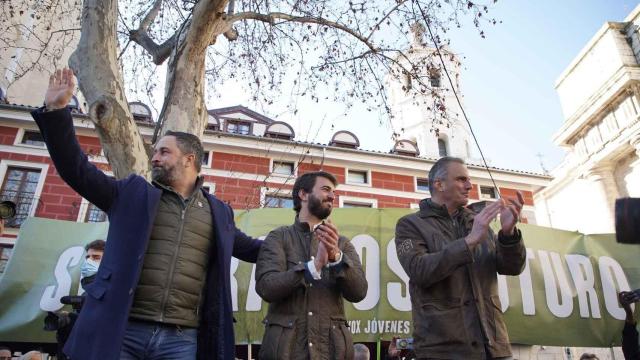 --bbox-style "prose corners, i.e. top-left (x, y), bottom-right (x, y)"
top-left (0, 102), bottom-right (550, 272)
